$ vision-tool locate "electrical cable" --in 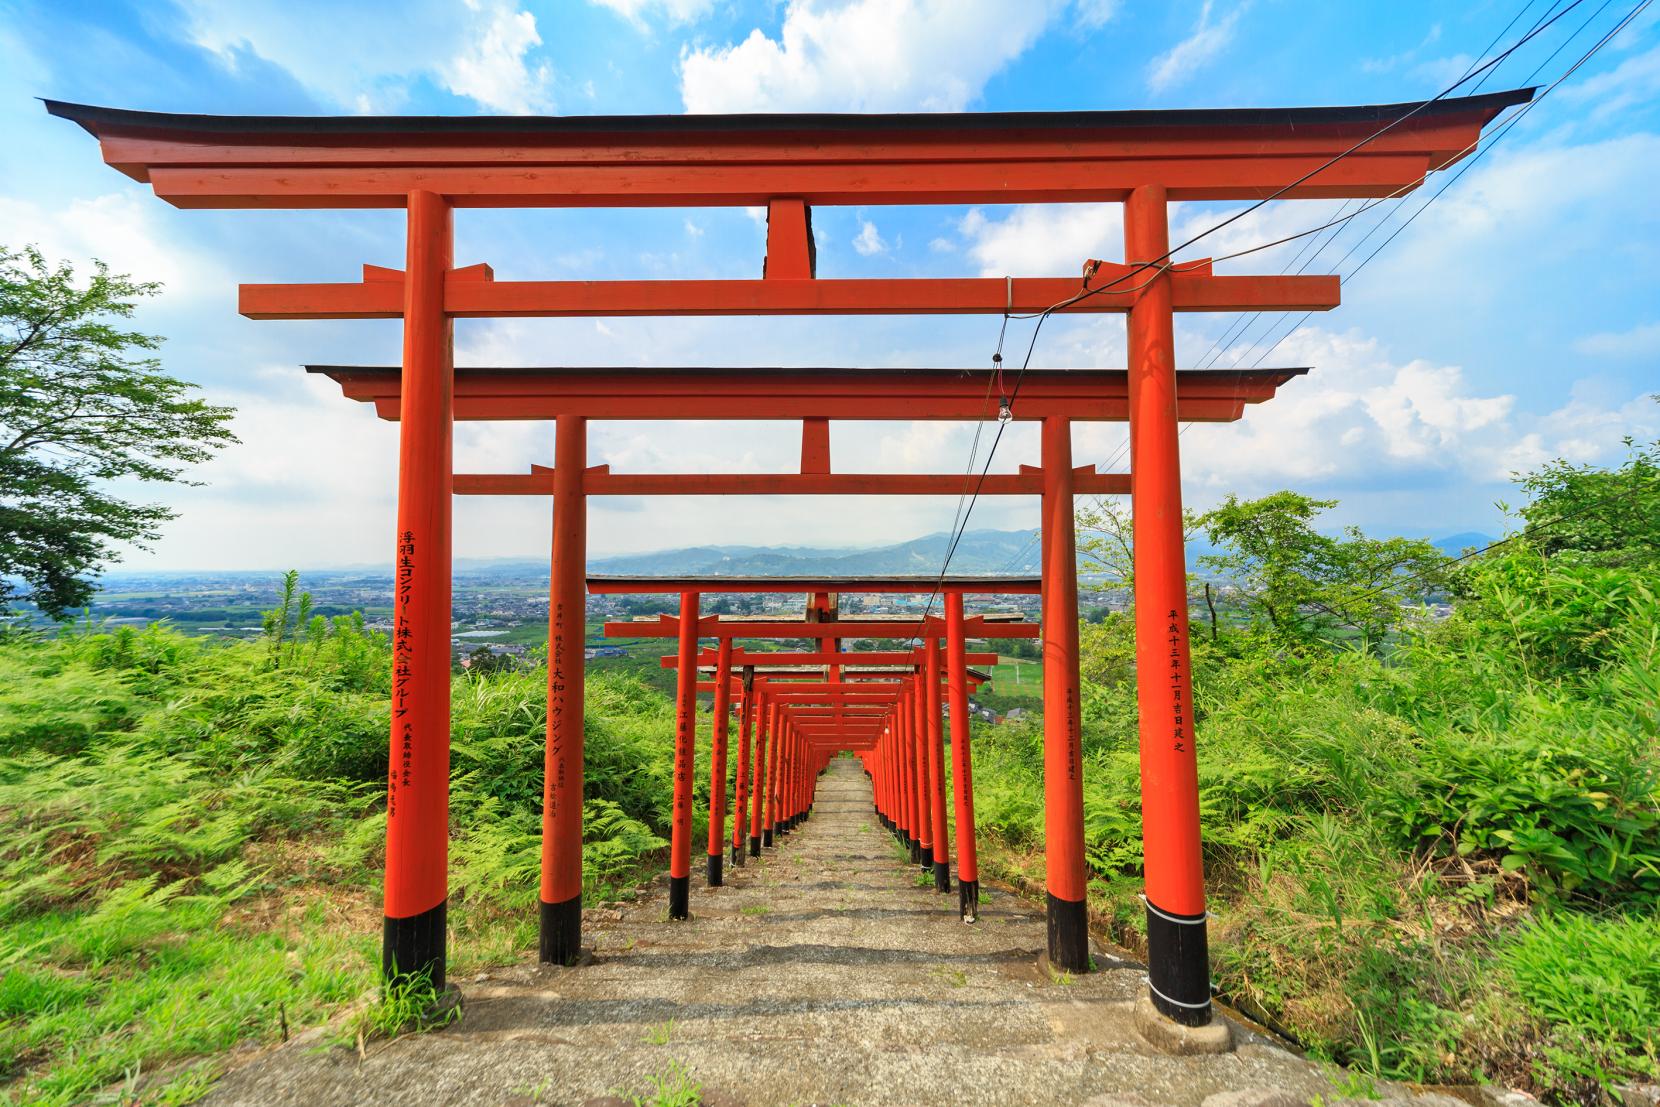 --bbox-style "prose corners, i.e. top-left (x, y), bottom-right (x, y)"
top-left (910, 0), bottom-right (1623, 641)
